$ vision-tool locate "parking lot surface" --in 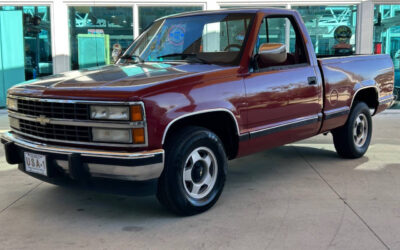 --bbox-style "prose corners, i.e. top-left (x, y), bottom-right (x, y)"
top-left (0, 110), bottom-right (399, 250)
